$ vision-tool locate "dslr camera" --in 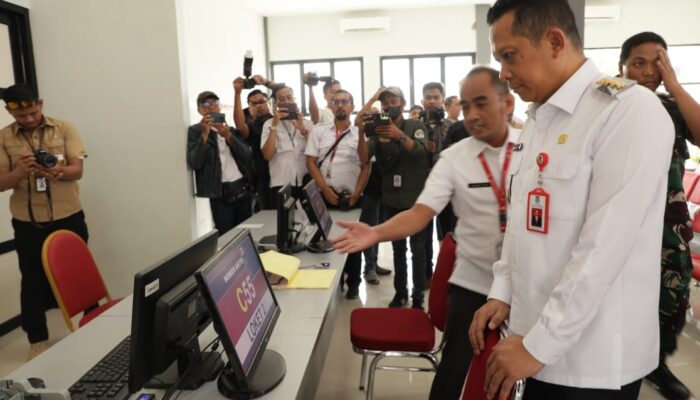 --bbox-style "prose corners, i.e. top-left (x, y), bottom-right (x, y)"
top-left (336, 189), bottom-right (352, 211)
top-left (278, 103), bottom-right (298, 120)
top-left (363, 112), bottom-right (391, 137)
top-left (419, 108), bottom-right (446, 124)
top-left (305, 73), bottom-right (334, 87)
top-left (243, 51), bottom-right (257, 89)
top-left (34, 150), bottom-right (57, 169)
